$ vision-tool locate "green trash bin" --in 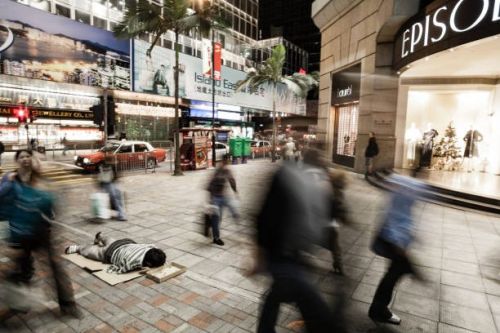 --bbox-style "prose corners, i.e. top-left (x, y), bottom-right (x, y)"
top-left (242, 138), bottom-right (251, 157)
top-left (241, 138), bottom-right (251, 164)
top-left (229, 138), bottom-right (243, 164)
